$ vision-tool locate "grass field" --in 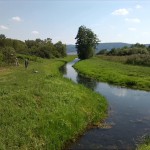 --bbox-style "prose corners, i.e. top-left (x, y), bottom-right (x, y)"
top-left (138, 136), bottom-right (150, 150)
top-left (74, 57), bottom-right (150, 91)
top-left (0, 56), bottom-right (107, 150)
